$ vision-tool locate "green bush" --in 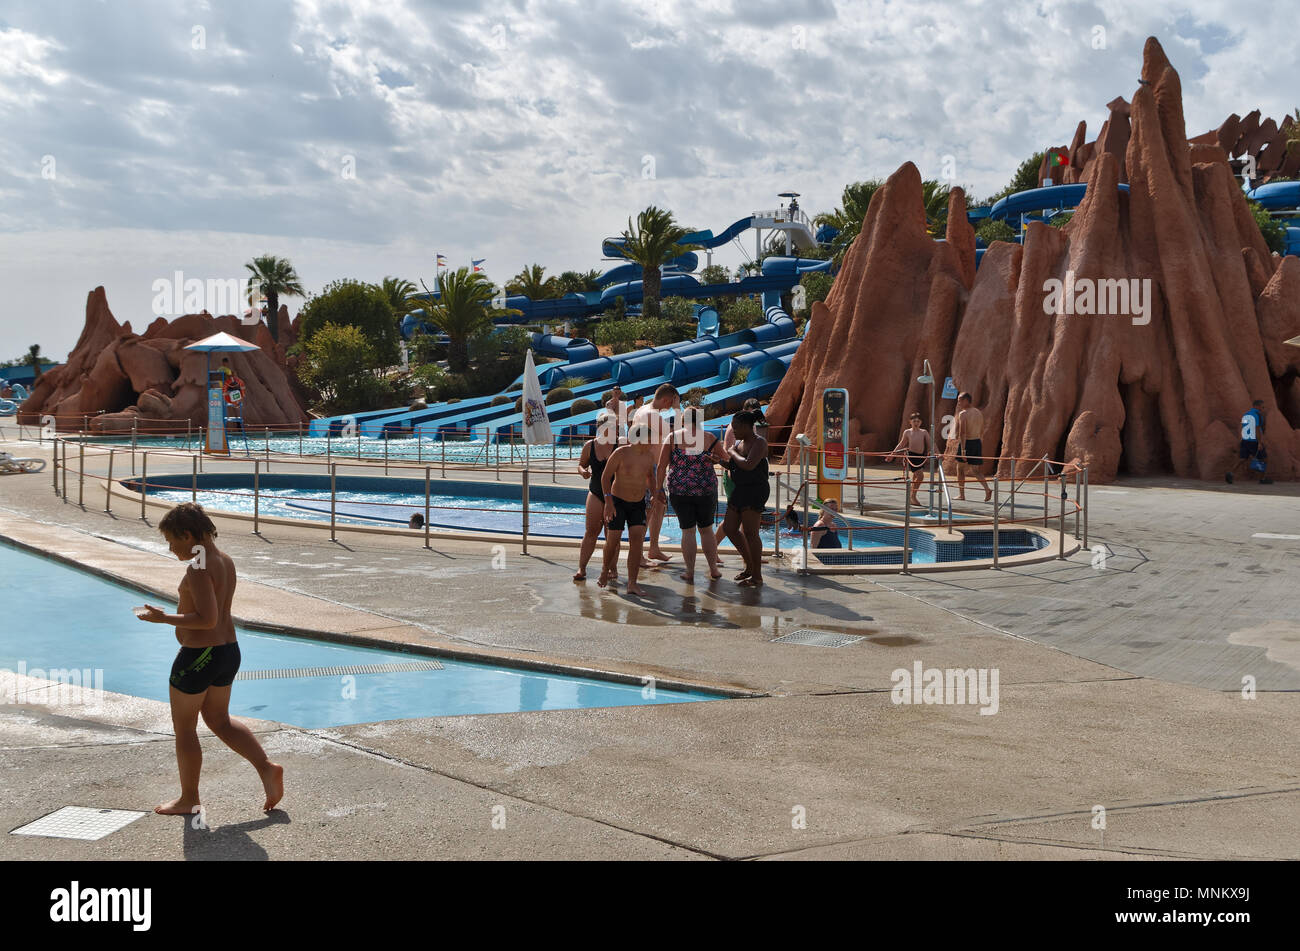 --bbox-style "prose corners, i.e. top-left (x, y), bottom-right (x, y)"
top-left (408, 330), bottom-right (445, 365)
top-left (720, 296), bottom-right (764, 335)
top-left (299, 280), bottom-right (400, 367)
top-left (490, 394), bottom-right (512, 406)
top-left (683, 387), bottom-right (708, 407)
top-left (594, 320), bottom-right (640, 354)
top-left (799, 272), bottom-right (834, 309)
top-left (731, 366), bottom-right (750, 385)
top-left (1249, 200), bottom-right (1286, 254)
top-left (507, 381), bottom-right (524, 391)
top-left (570, 398), bottom-right (598, 415)
top-left (1048, 211), bottom-right (1074, 228)
top-left (659, 296), bottom-right (695, 322)
top-left (409, 363), bottom-right (451, 401)
top-left (976, 219), bottom-right (1017, 245)
top-left (297, 323), bottom-right (395, 414)
top-left (545, 387), bottom-right (573, 405)
top-left (553, 375), bottom-right (587, 389)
